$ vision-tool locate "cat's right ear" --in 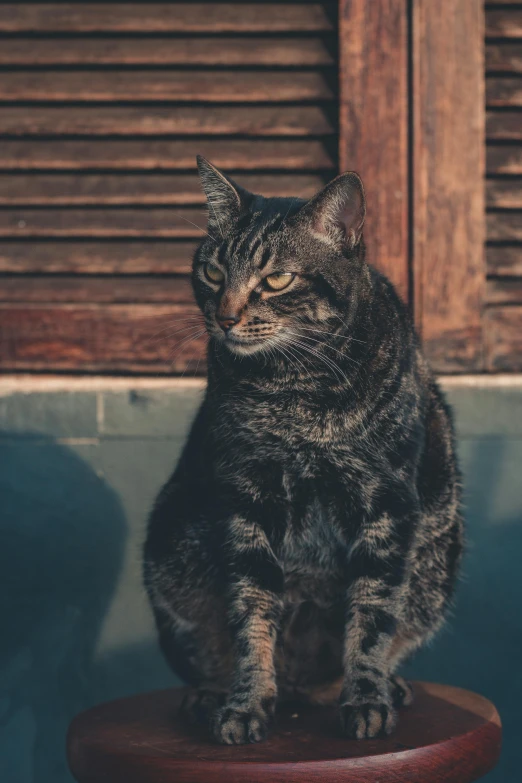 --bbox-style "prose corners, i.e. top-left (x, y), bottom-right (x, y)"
top-left (295, 171), bottom-right (366, 252)
top-left (196, 156), bottom-right (250, 238)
